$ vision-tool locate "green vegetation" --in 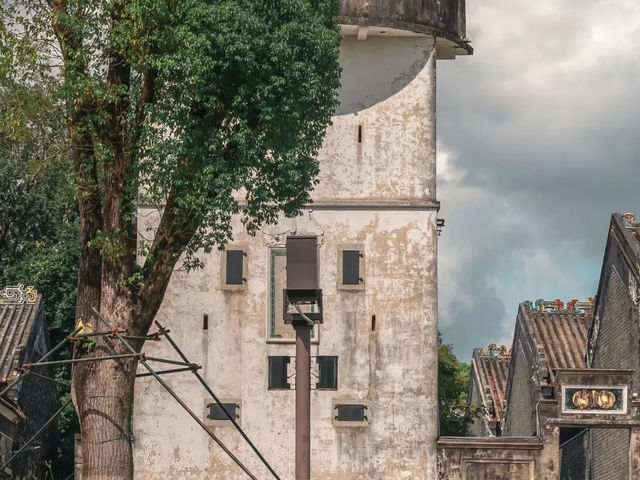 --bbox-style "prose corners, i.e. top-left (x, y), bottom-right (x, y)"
top-left (438, 334), bottom-right (475, 436)
top-left (0, 38), bottom-right (80, 475)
